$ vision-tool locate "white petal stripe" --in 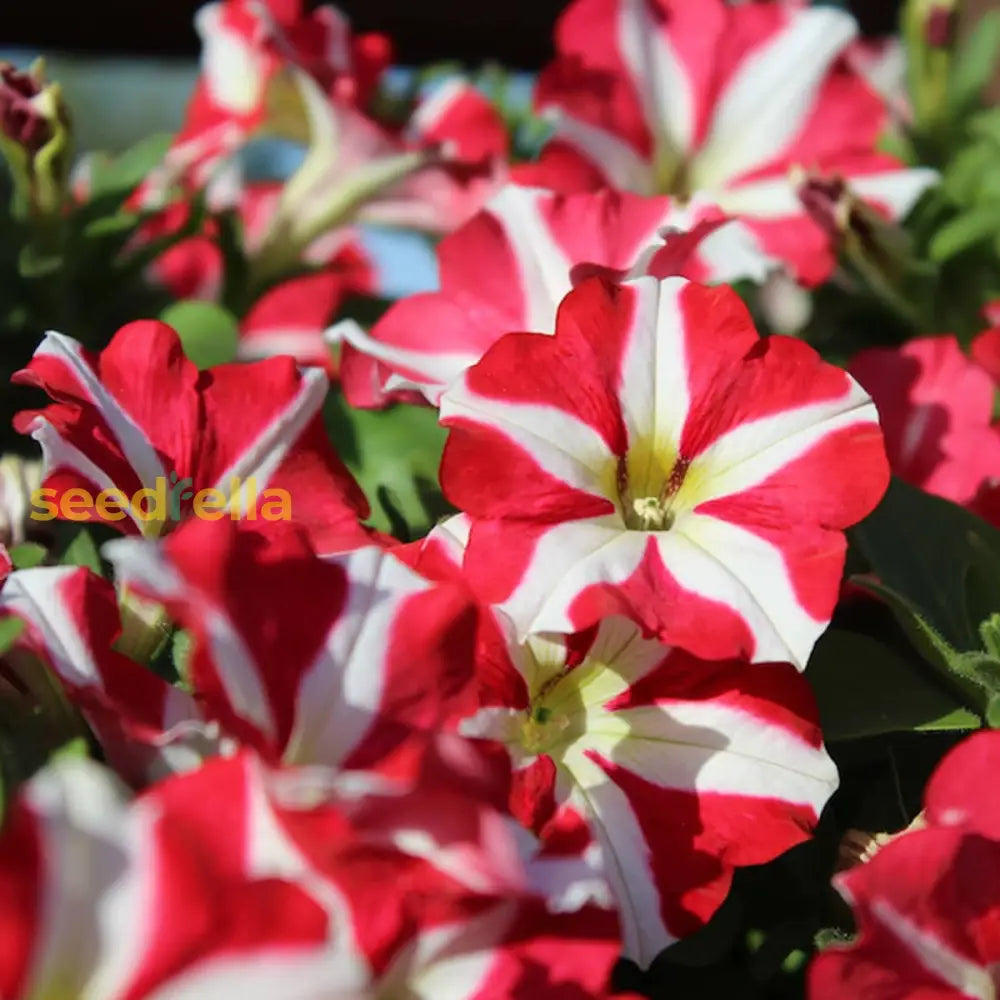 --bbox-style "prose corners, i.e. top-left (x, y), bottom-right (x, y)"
top-left (692, 7), bottom-right (857, 188)
top-left (31, 332), bottom-right (169, 492)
